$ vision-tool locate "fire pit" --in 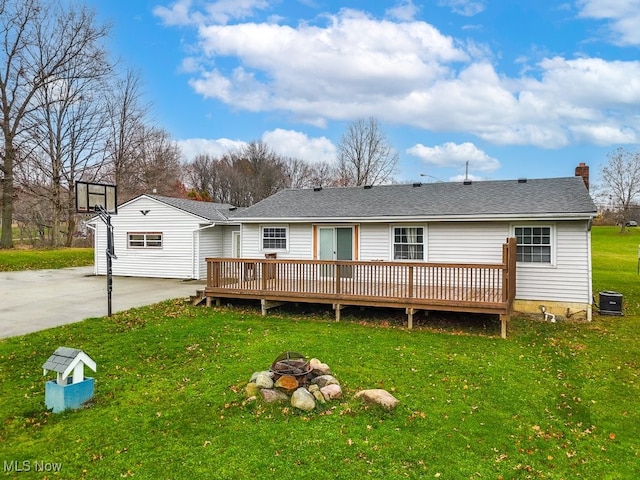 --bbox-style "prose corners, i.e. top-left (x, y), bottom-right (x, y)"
top-left (245, 352), bottom-right (344, 411)
top-left (269, 351), bottom-right (312, 379)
